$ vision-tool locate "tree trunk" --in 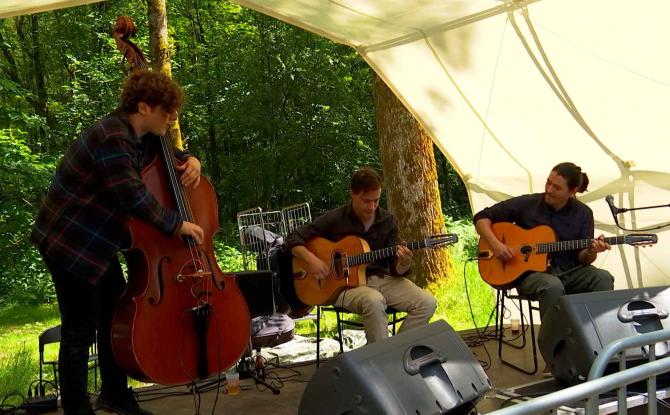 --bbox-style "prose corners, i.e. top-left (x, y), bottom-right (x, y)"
top-left (30, 15), bottom-right (55, 130)
top-left (147, 0), bottom-right (183, 149)
top-left (372, 72), bottom-right (453, 288)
